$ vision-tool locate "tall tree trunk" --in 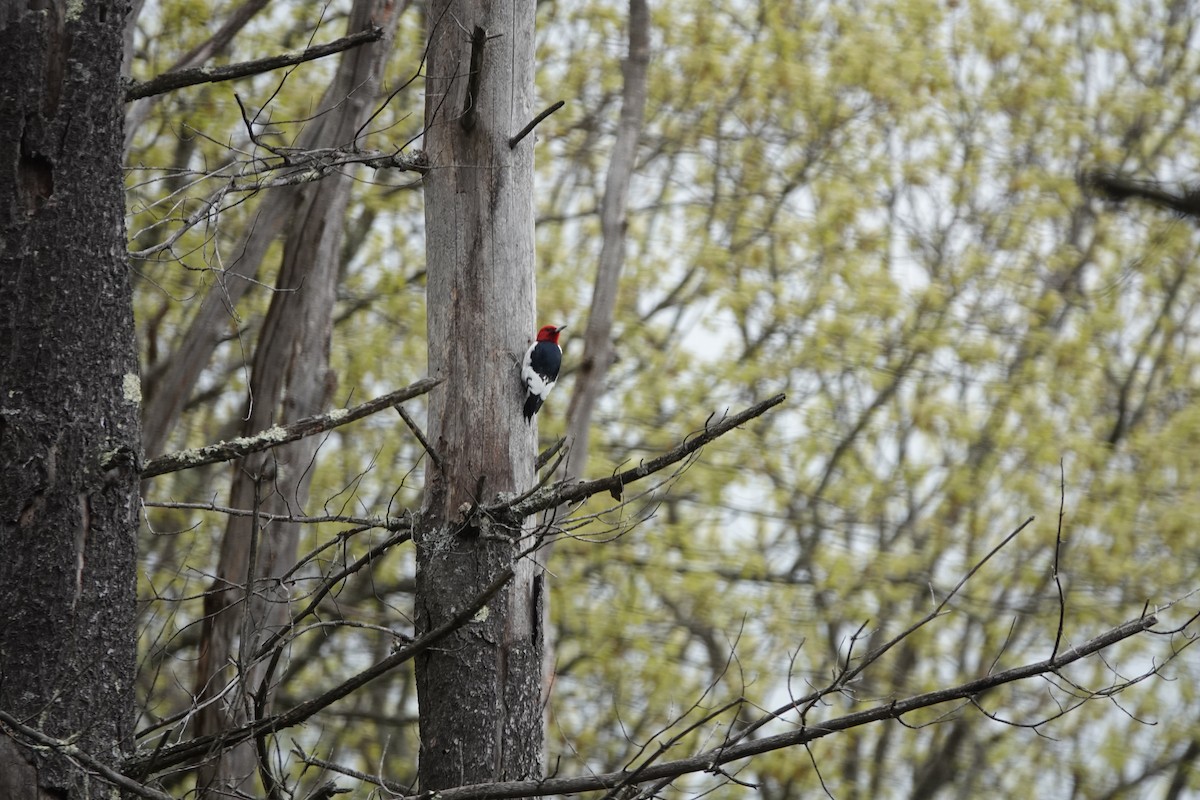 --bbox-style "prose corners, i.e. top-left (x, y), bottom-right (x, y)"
top-left (417, 0), bottom-right (543, 789)
top-left (563, 0), bottom-right (649, 477)
top-left (0, 3), bottom-right (140, 799)
top-left (189, 2), bottom-right (402, 794)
